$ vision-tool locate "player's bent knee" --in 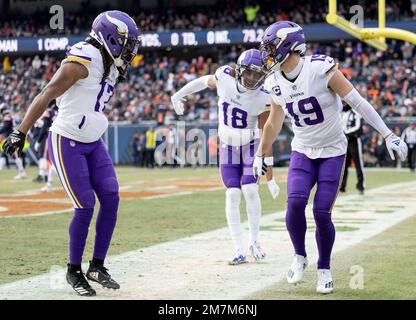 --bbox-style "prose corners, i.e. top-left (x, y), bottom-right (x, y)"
top-left (287, 196), bottom-right (308, 213)
top-left (226, 188), bottom-right (241, 207)
top-left (313, 209), bottom-right (333, 229)
top-left (96, 177), bottom-right (119, 197)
